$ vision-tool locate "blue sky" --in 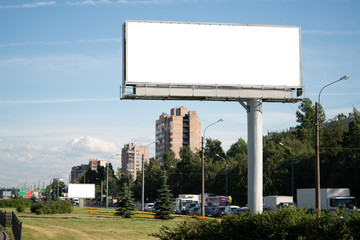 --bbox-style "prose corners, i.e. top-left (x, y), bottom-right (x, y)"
top-left (0, 0), bottom-right (359, 189)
